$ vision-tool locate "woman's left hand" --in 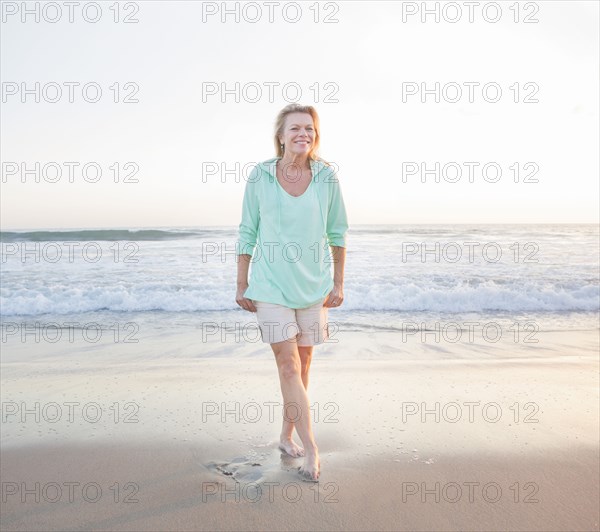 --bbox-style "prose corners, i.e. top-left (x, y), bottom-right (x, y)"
top-left (323, 284), bottom-right (344, 308)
